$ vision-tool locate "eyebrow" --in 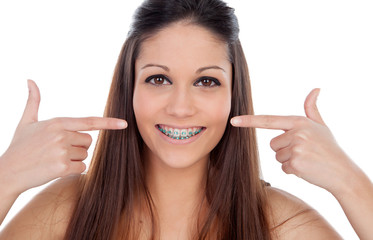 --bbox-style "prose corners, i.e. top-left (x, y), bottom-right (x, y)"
top-left (141, 64), bottom-right (225, 74)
